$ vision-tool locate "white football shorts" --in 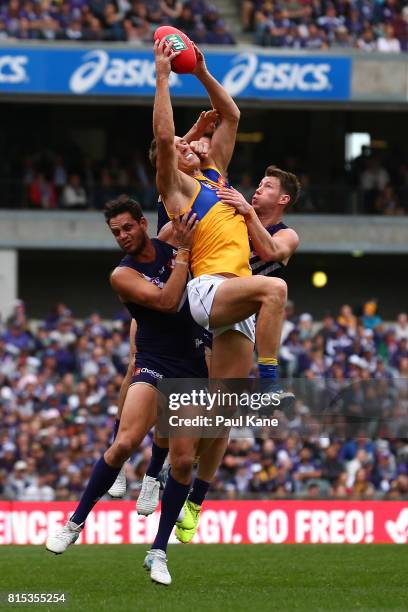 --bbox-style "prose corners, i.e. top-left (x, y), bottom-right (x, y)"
top-left (187, 274), bottom-right (255, 343)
